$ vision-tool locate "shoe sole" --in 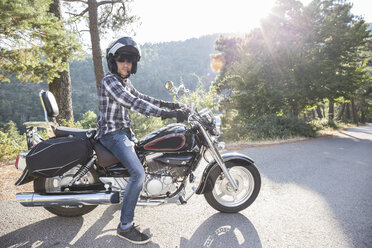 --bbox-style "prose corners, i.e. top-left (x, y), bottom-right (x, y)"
top-left (117, 233), bottom-right (151, 245)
